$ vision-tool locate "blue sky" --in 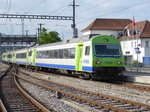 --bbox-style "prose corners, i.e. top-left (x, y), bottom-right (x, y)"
top-left (0, 0), bottom-right (150, 40)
